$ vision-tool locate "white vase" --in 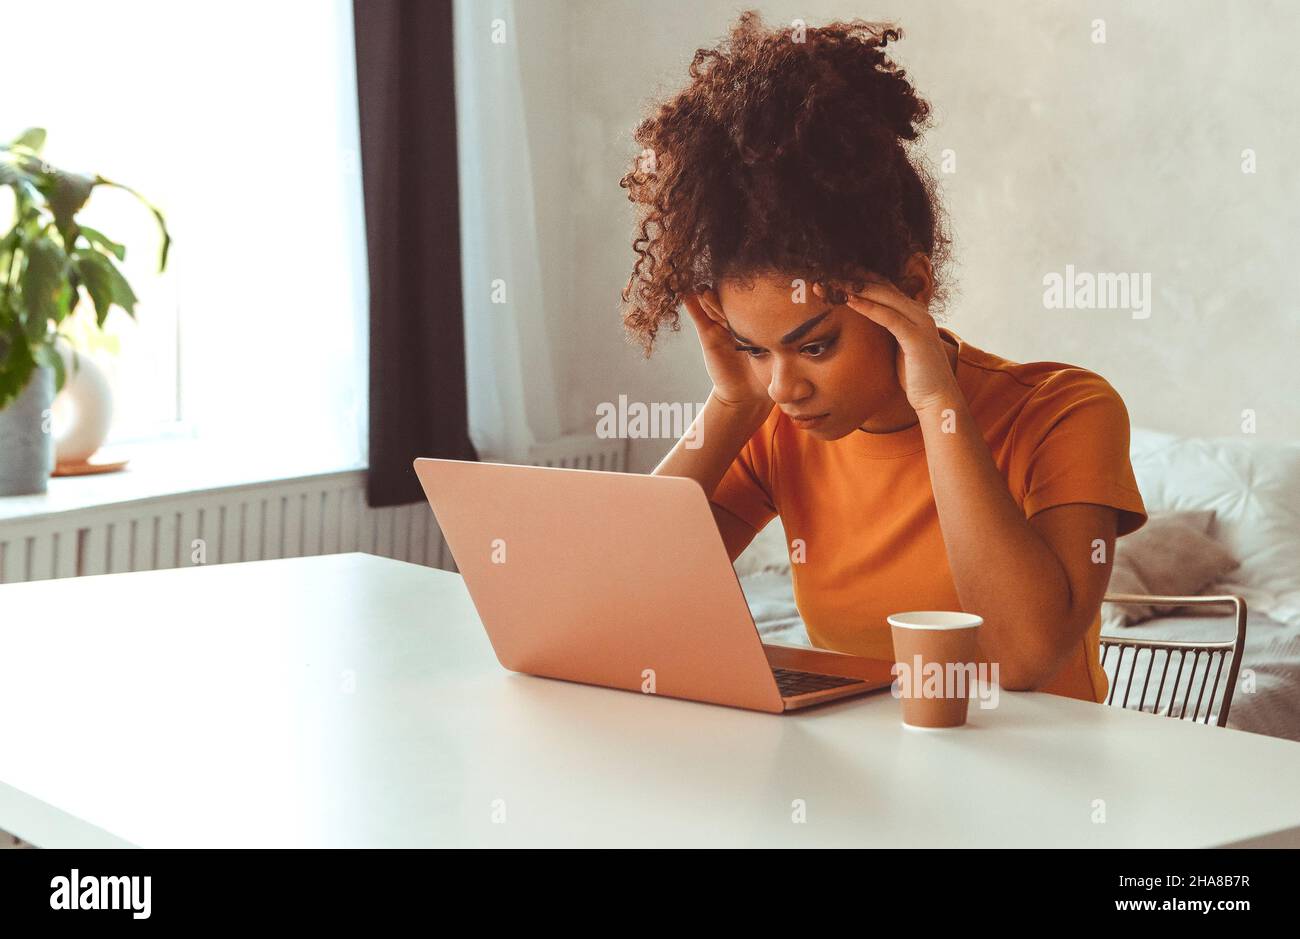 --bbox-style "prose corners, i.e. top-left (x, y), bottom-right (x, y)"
top-left (51, 338), bottom-right (114, 465)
